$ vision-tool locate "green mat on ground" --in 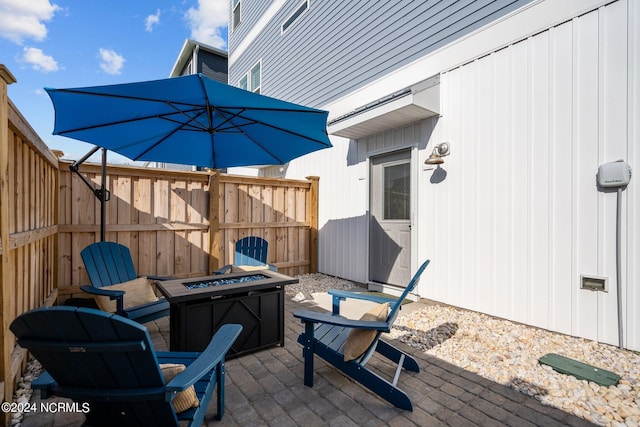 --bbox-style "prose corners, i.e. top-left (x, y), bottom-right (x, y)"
top-left (539, 353), bottom-right (620, 386)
